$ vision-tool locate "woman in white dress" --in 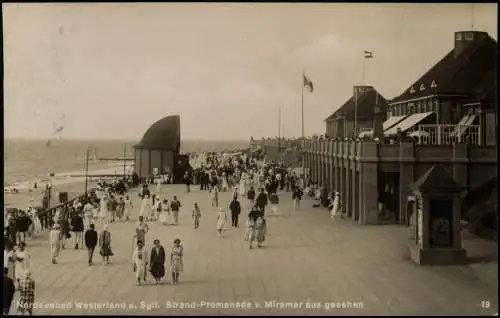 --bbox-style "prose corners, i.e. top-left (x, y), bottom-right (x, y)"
top-left (49, 224), bottom-right (61, 264)
top-left (221, 173), bottom-right (229, 192)
top-left (14, 242), bottom-right (31, 287)
top-left (99, 195), bottom-right (108, 226)
top-left (132, 240), bottom-right (149, 285)
top-left (139, 195), bottom-right (152, 221)
top-left (123, 195), bottom-right (134, 222)
top-left (159, 199), bottom-right (170, 225)
top-left (27, 205), bottom-right (42, 238)
top-left (155, 178), bottom-right (162, 196)
top-left (216, 208), bottom-right (228, 238)
top-left (211, 187), bottom-right (219, 208)
top-left (253, 172), bottom-right (260, 188)
top-left (330, 192), bottom-right (340, 219)
top-left (83, 201), bottom-right (95, 228)
top-left (239, 172), bottom-right (247, 198)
